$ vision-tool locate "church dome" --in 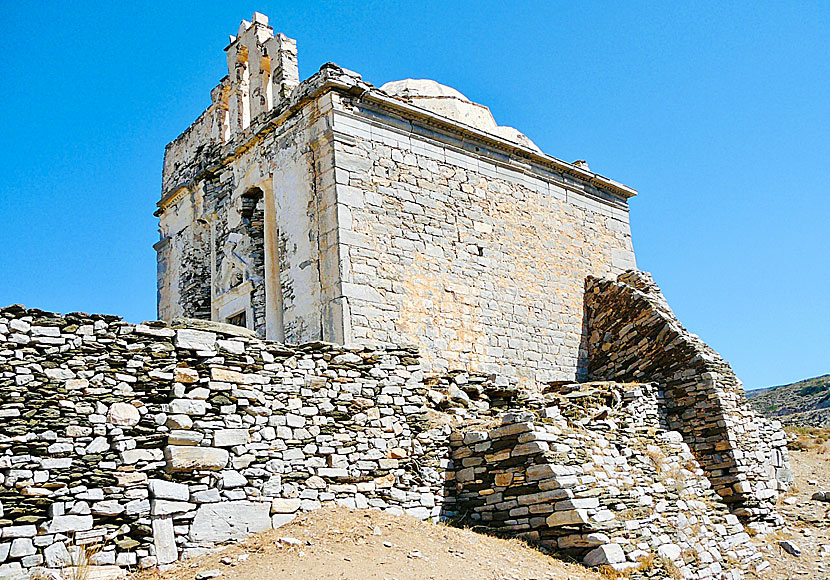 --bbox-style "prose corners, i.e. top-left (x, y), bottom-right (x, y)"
top-left (379, 79), bottom-right (541, 153)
